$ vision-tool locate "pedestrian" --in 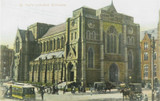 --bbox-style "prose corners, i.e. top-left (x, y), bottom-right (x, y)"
top-left (63, 85), bottom-right (67, 94)
top-left (41, 89), bottom-right (44, 100)
top-left (41, 86), bottom-right (45, 100)
top-left (90, 86), bottom-right (93, 96)
top-left (156, 91), bottom-right (160, 101)
top-left (9, 85), bottom-right (12, 97)
top-left (52, 85), bottom-right (55, 94)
